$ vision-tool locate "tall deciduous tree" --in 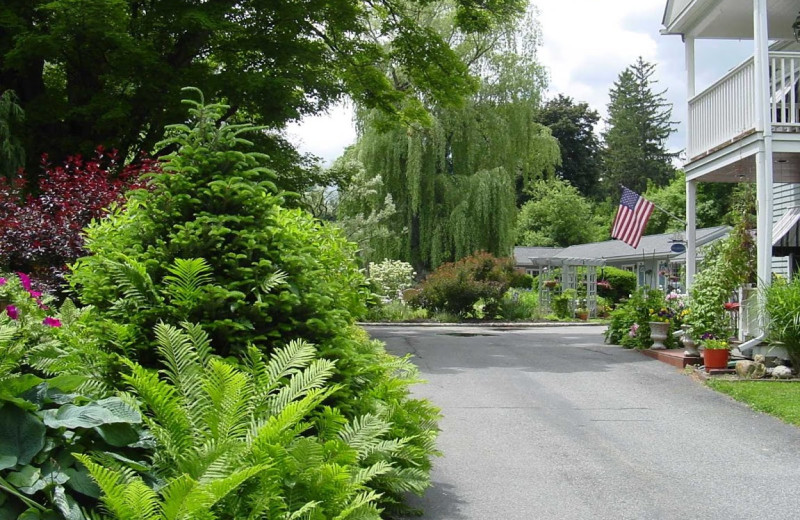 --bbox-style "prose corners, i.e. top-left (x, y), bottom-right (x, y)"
top-left (0, 0), bottom-right (524, 170)
top-left (346, 6), bottom-right (560, 270)
top-left (536, 94), bottom-right (601, 198)
top-left (515, 178), bottom-right (603, 247)
top-left (602, 57), bottom-right (678, 199)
